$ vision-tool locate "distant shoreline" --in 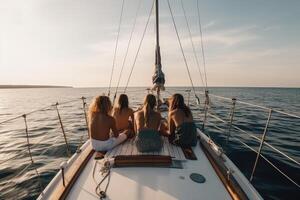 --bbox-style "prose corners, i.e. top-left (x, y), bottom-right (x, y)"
top-left (0, 85), bottom-right (299, 89)
top-left (0, 85), bottom-right (73, 89)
